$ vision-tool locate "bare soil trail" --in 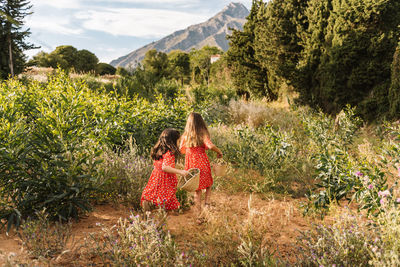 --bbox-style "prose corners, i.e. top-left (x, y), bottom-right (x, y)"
top-left (0, 191), bottom-right (316, 265)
